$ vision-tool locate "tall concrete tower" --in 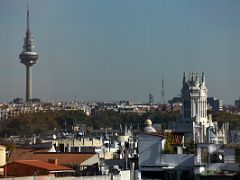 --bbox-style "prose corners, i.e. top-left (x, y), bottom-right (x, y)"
top-left (19, 4), bottom-right (38, 102)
